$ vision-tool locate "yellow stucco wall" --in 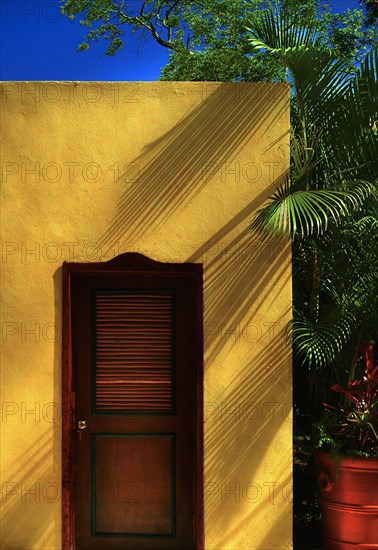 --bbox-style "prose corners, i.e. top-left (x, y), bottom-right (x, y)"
top-left (0, 81), bottom-right (292, 550)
